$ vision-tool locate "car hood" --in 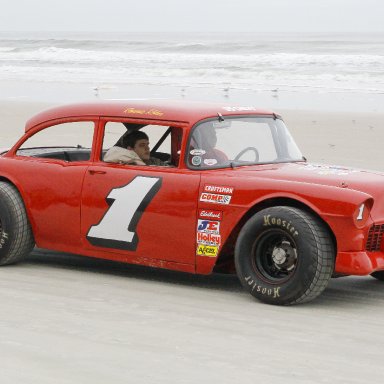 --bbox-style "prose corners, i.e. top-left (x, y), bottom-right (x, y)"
top-left (235, 162), bottom-right (384, 197)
